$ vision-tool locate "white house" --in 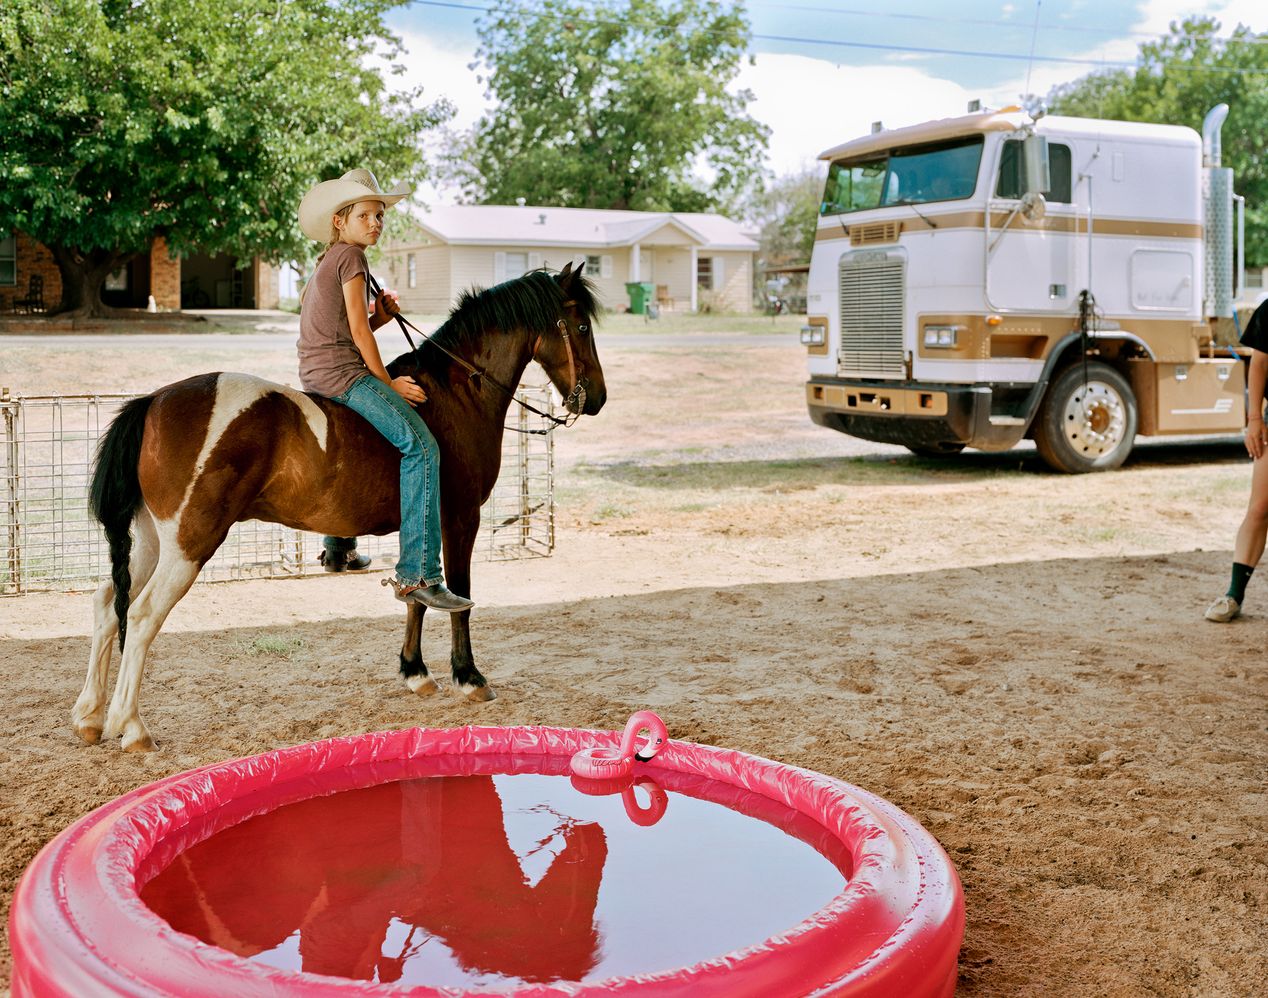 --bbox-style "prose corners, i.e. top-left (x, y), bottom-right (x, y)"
top-left (381, 204), bottom-right (758, 314)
